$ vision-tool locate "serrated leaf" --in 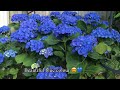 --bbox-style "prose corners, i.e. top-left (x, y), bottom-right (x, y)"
top-left (45, 34), bottom-right (60, 45)
top-left (77, 20), bottom-right (87, 32)
top-left (23, 57), bottom-right (35, 67)
top-left (88, 51), bottom-right (105, 60)
top-left (95, 42), bottom-right (107, 54)
top-left (95, 75), bottom-right (105, 79)
top-left (9, 68), bottom-right (19, 75)
top-left (114, 13), bottom-right (120, 18)
top-left (15, 54), bottom-right (27, 64)
top-left (23, 72), bottom-right (33, 77)
top-left (54, 51), bottom-right (64, 58)
top-left (99, 24), bottom-right (108, 29)
top-left (106, 45), bottom-right (112, 52)
top-left (66, 52), bottom-right (80, 74)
